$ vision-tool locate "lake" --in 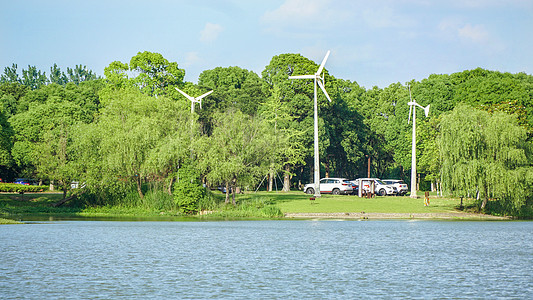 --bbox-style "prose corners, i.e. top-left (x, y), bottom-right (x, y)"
top-left (1, 220), bottom-right (532, 299)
